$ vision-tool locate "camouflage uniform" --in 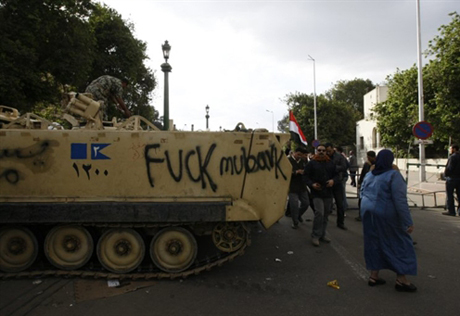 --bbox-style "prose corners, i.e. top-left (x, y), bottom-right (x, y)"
top-left (85, 75), bottom-right (124, 118)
